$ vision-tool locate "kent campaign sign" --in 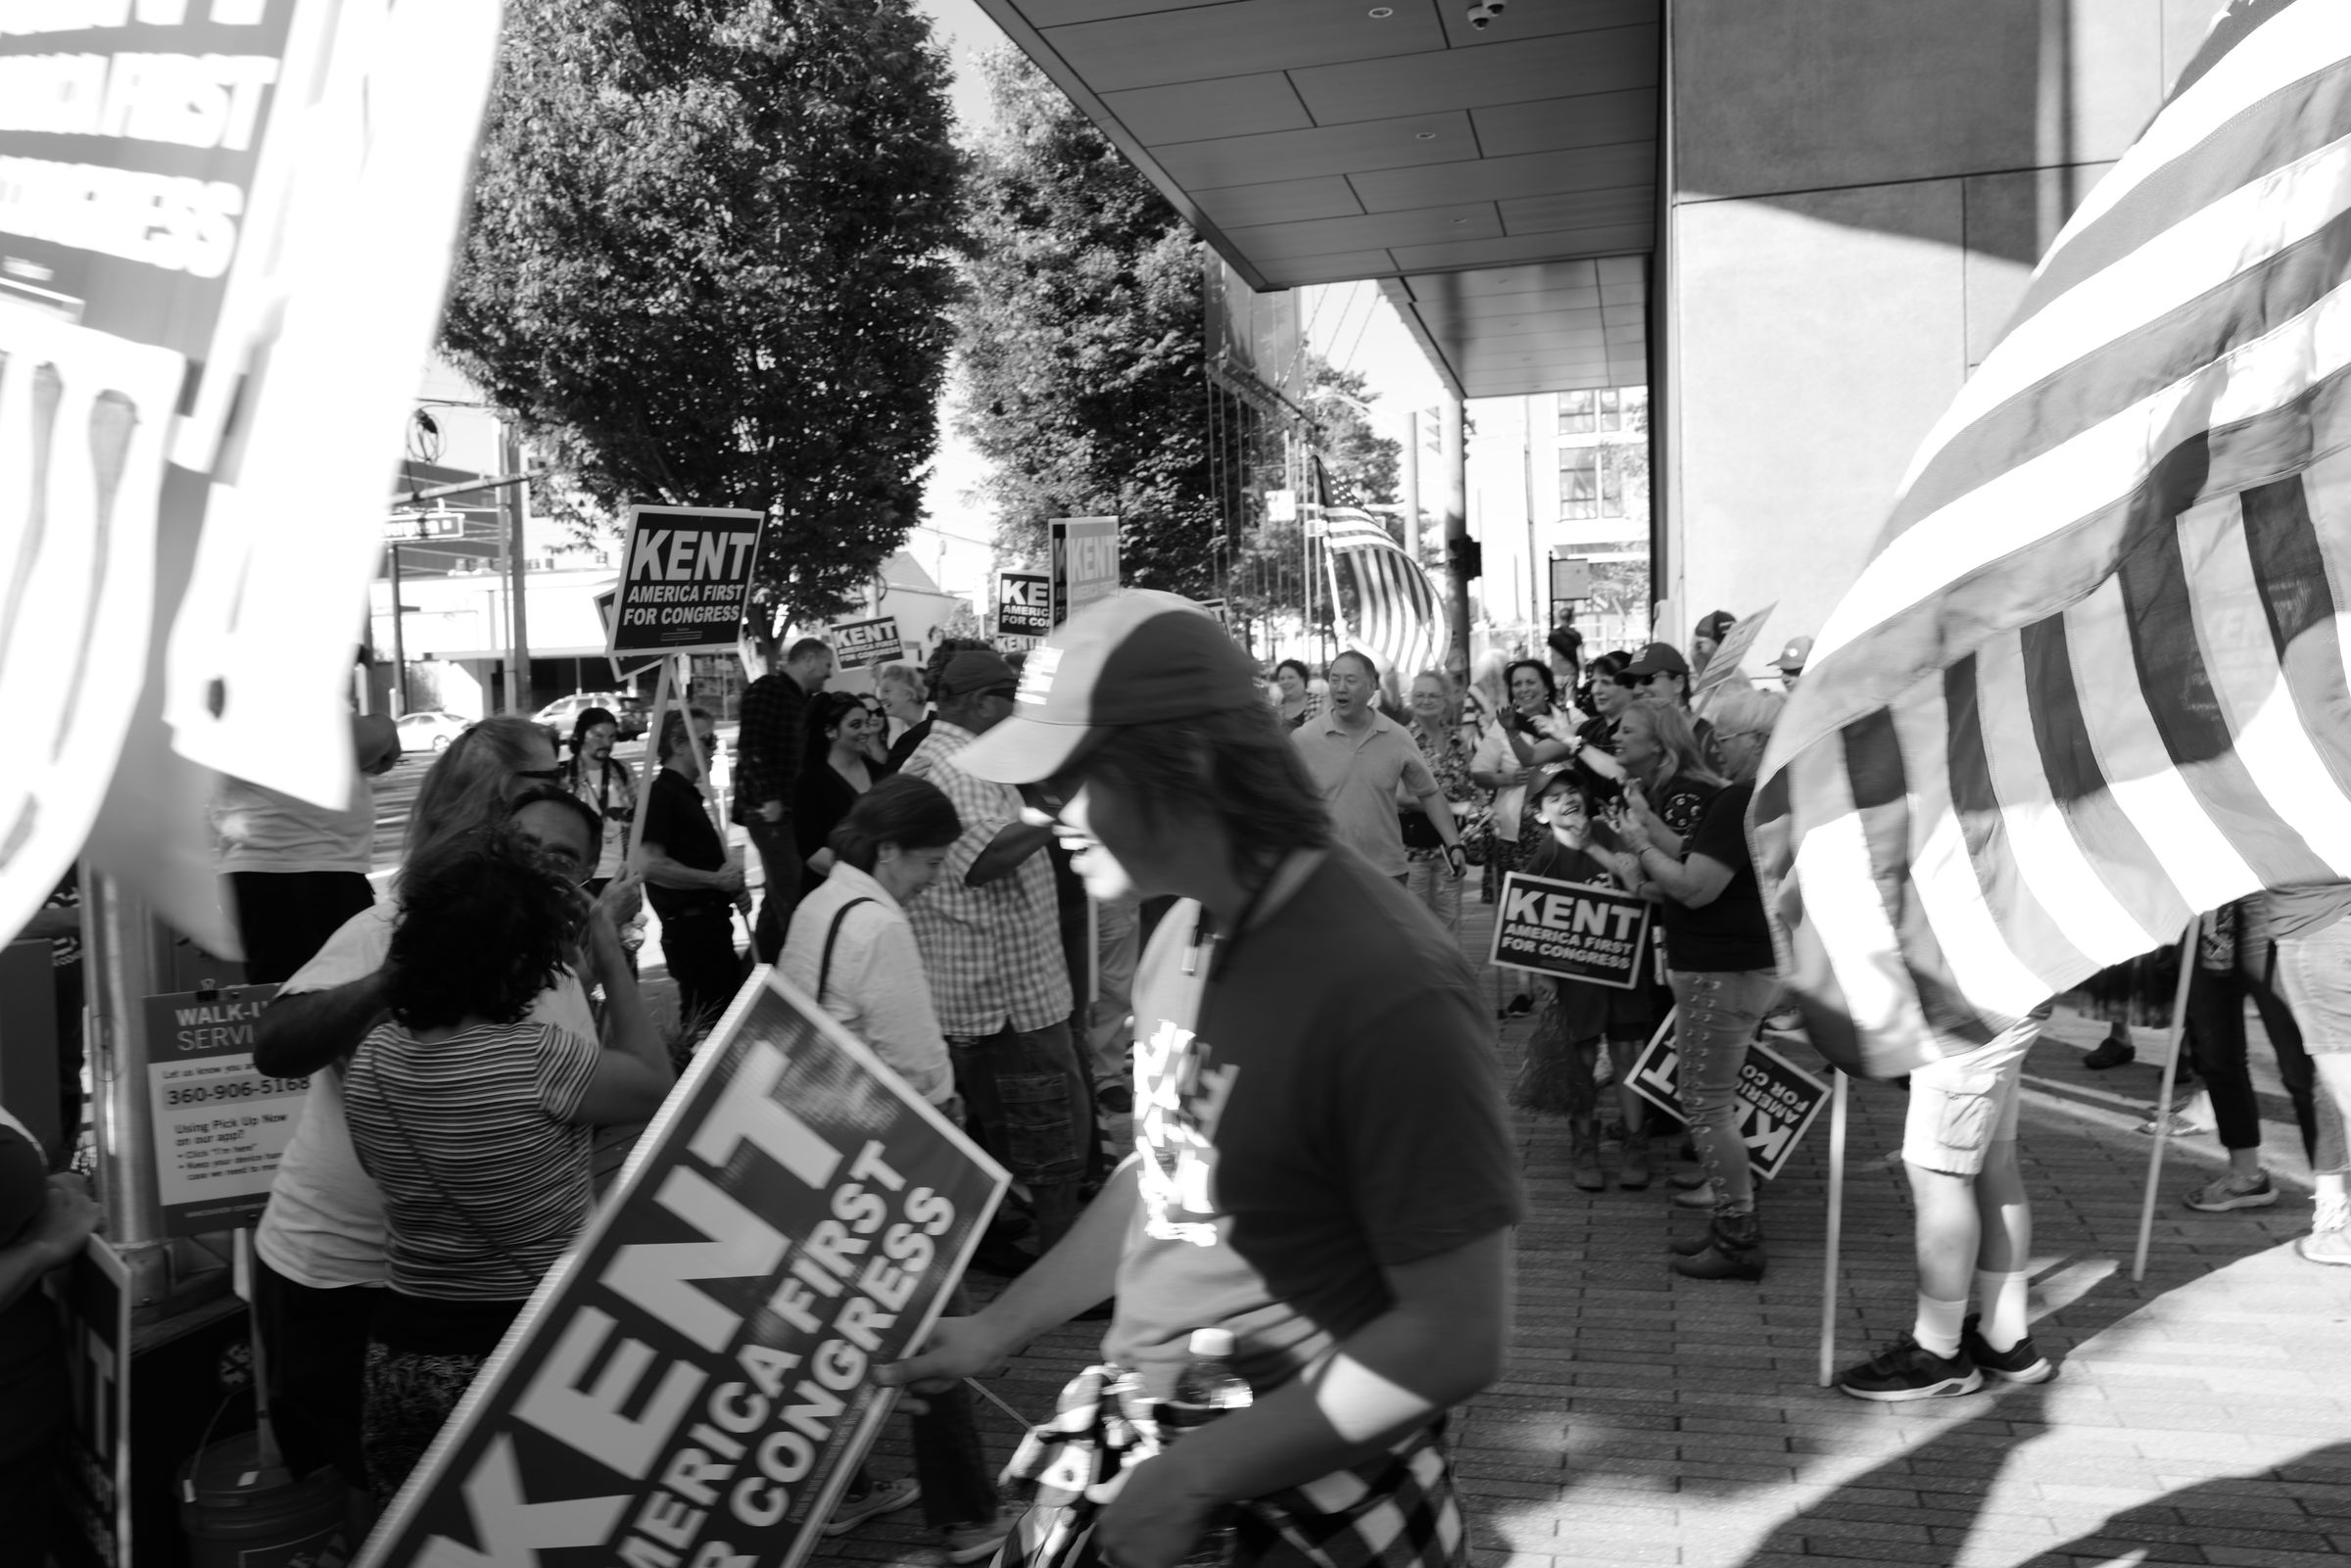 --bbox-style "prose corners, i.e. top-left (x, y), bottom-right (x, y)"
top-left (358, 973), bottom-right (1007, 1568)
top-left (1626, 1024), bottom-right (1830, 1182)
top-left (1047, 517), bottom-right (1119, 628)
top-left (1489, 872), bottom-right (1652, 991)
top-left (610, 506), bottom-right (768, 656)
top-left (831, 615), bottom-right (903, 671)
top-left (996, 571), bottom-right (1050, 646)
